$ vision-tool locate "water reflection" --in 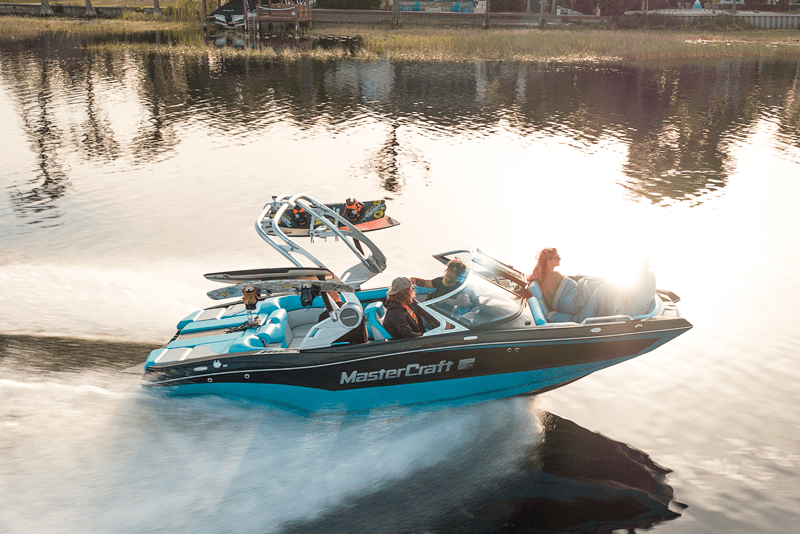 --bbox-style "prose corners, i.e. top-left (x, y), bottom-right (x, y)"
top-left (775, 60), bottom-right (800, 156)
top-left (281, 410), bottom-right (682, 534)
top-left (132, 52), bottom-right (182, 163)
top-left (363, 116), bottom-right (431, 193)
top-left (79, 55), bottom-right (121, 162)
top-left (6, 52), bottom-right (70, 226)
top-left (2, 34), bottom-right (799, 223)
top-left (370, 118), bottom-right (405, 192)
